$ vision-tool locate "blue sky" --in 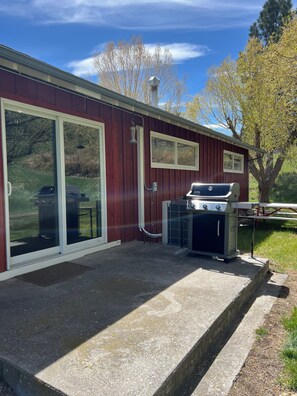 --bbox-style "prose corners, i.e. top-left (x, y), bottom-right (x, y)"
top-left (1, 0), bottom-right (296, 101)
